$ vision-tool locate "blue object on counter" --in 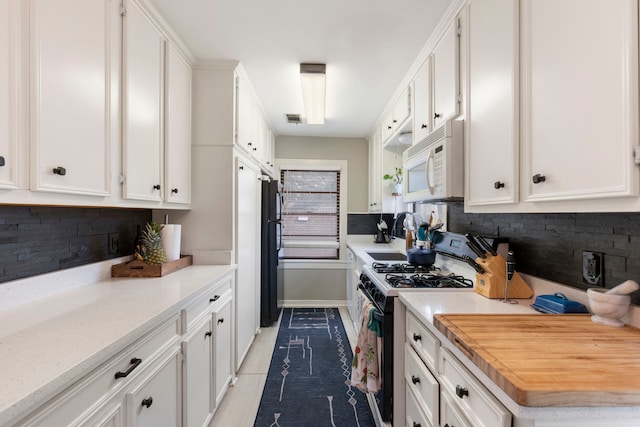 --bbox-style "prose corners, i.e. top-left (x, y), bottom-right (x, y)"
top-left (530, 292), bottom-right (589, 314)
